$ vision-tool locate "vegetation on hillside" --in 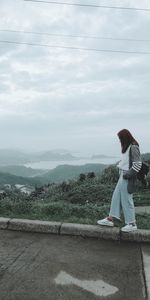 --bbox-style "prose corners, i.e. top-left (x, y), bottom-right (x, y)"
top-left (0, 164), bottom-right (149, 229)
top-left (0, 163), bottom-right (107, 184)
top-left (0, 165), bottom-right (46, 178)
top-left (38, 163), bottom-right (107, 183)
top-left (0, 171), bottom-right (41, 186)
top-left (142, 153), bottom-right (150, 163)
